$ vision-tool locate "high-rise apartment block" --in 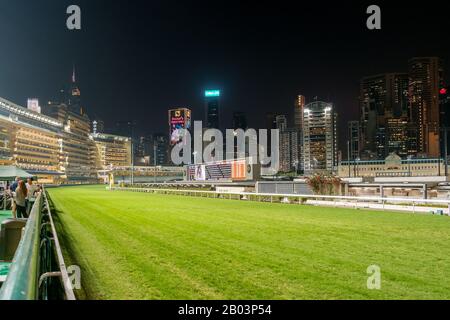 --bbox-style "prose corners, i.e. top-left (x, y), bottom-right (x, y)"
top-left (303, 101), bottom-right (338, 174)
top-left (348, 121), bottom-right (361, 160)
top-left (408, 57), bottom-right (444, 157)
top-left (359, 58), bottom-right (445, 160)
top-left (360, 73), bottom-right (409, 158)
